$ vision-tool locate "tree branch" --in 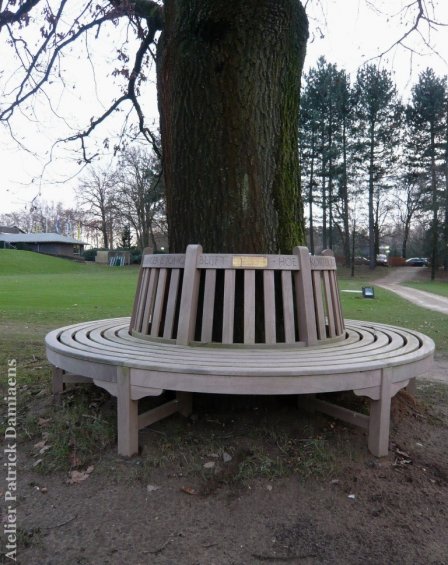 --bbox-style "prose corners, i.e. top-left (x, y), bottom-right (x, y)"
top-left (0, 0), bottom-right (42, 30)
